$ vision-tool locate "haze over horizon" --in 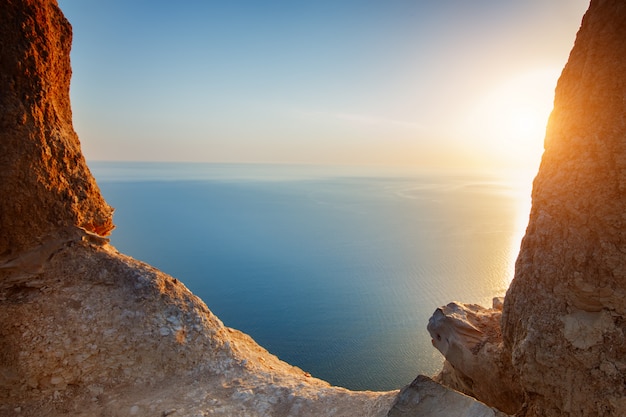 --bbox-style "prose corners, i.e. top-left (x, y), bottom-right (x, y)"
top-left (59, 0), bottom-right (589, 171)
